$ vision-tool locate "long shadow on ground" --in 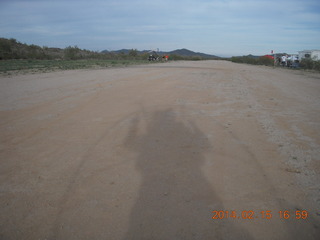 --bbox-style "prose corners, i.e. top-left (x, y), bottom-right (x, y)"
top-left (123, 109), bottom-right (253, 239)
